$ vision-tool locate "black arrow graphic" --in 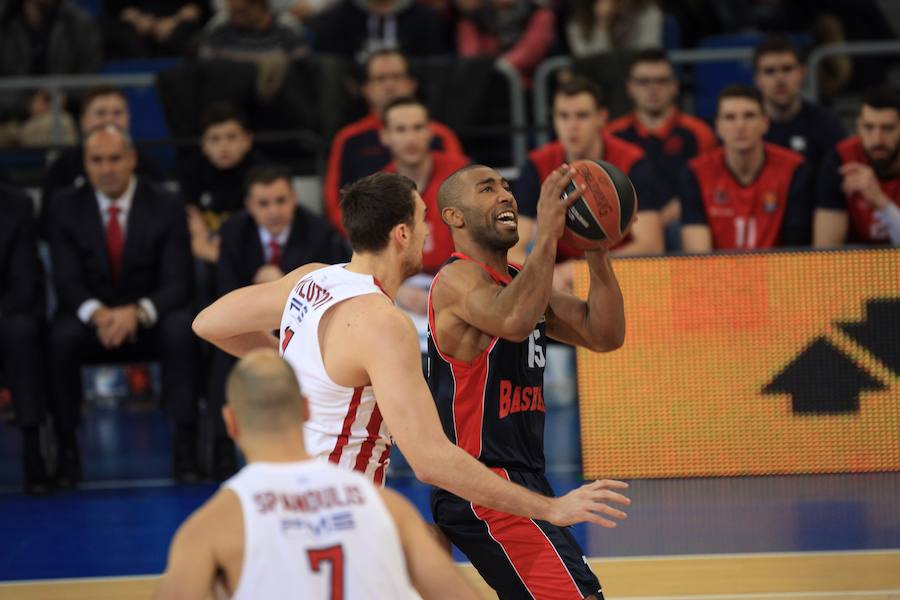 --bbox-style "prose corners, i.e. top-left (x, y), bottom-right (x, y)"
top-left (837, 298), bottom-right (900, 375)
top-left (763, 337), bottom-right (885, 414)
